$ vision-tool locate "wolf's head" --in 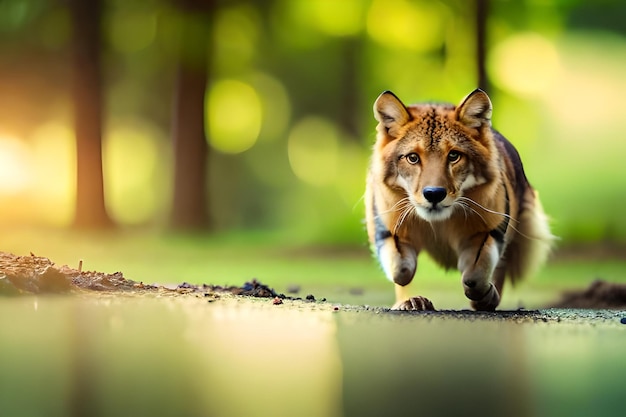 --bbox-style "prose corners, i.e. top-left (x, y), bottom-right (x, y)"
top-left (372, 89), bottom-right (501, 222)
